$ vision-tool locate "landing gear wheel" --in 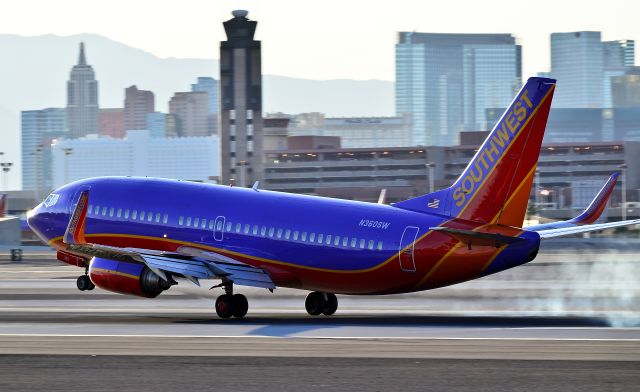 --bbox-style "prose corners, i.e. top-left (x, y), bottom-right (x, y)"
top-left (76, 275), bottom-right (92, 291)
top-left (322, 293), bottom-right (338, 316)
top-left (305, 291), bottom-right (324, 316)
top-left (232, 294), bottom-right (249, 318)
top-left (215, 294), bottom-right (234, 319)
